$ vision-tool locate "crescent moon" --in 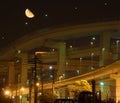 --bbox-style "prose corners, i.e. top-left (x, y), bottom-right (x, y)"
top-left (25, 8), bottom-right (35, 18)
